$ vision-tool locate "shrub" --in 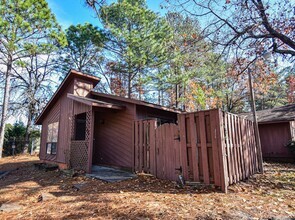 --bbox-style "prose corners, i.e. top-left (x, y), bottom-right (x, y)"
top-left (286, 140), bottom-right (295, 154)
